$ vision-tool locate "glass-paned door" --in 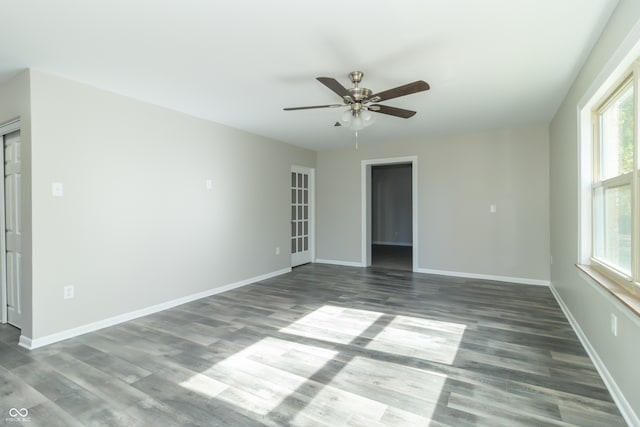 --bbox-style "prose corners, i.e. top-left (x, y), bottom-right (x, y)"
top-left (291, 166), bottom-right (313, 266)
